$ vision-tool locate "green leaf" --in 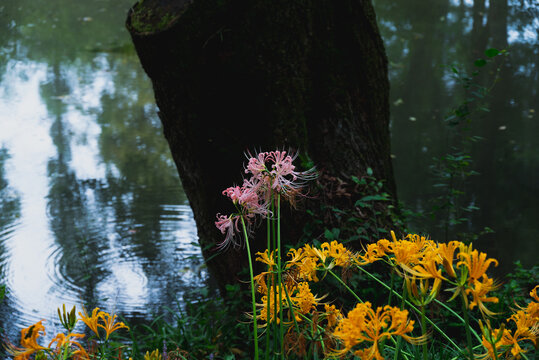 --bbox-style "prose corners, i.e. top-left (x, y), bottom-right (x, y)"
top-left (474, 59), bottom-right (487, 67)
top-left (485, 48), bottom-right (499, 58)
top-left (324, 228), bottom-right (340, 241)
top-left (366, 167), bottom-right (373, 176)
top-left (355, 201), bottom-right (371, 208)
top-left (360, 194), bottom-right (388, 202)
top-left (324, 229), bottom-right (334, 240)
top-left (471, 91), bottom-right (484, 99)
